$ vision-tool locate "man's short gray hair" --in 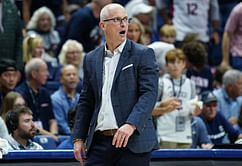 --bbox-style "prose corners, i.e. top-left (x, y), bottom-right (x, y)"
top-left (223, 69), bottom-right (242, 87)
top-left (25, 58), bottom-right (44, 80)
top-left (100, 3), bottom-right (124, 21)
